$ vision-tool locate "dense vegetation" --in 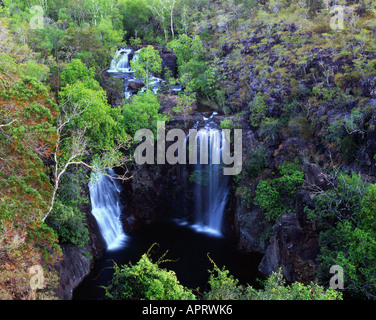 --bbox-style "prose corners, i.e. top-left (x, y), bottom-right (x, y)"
top-left (103, 247), bottom-right (342, 300)
top-left (1, 0), bottom-right (376, 300)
